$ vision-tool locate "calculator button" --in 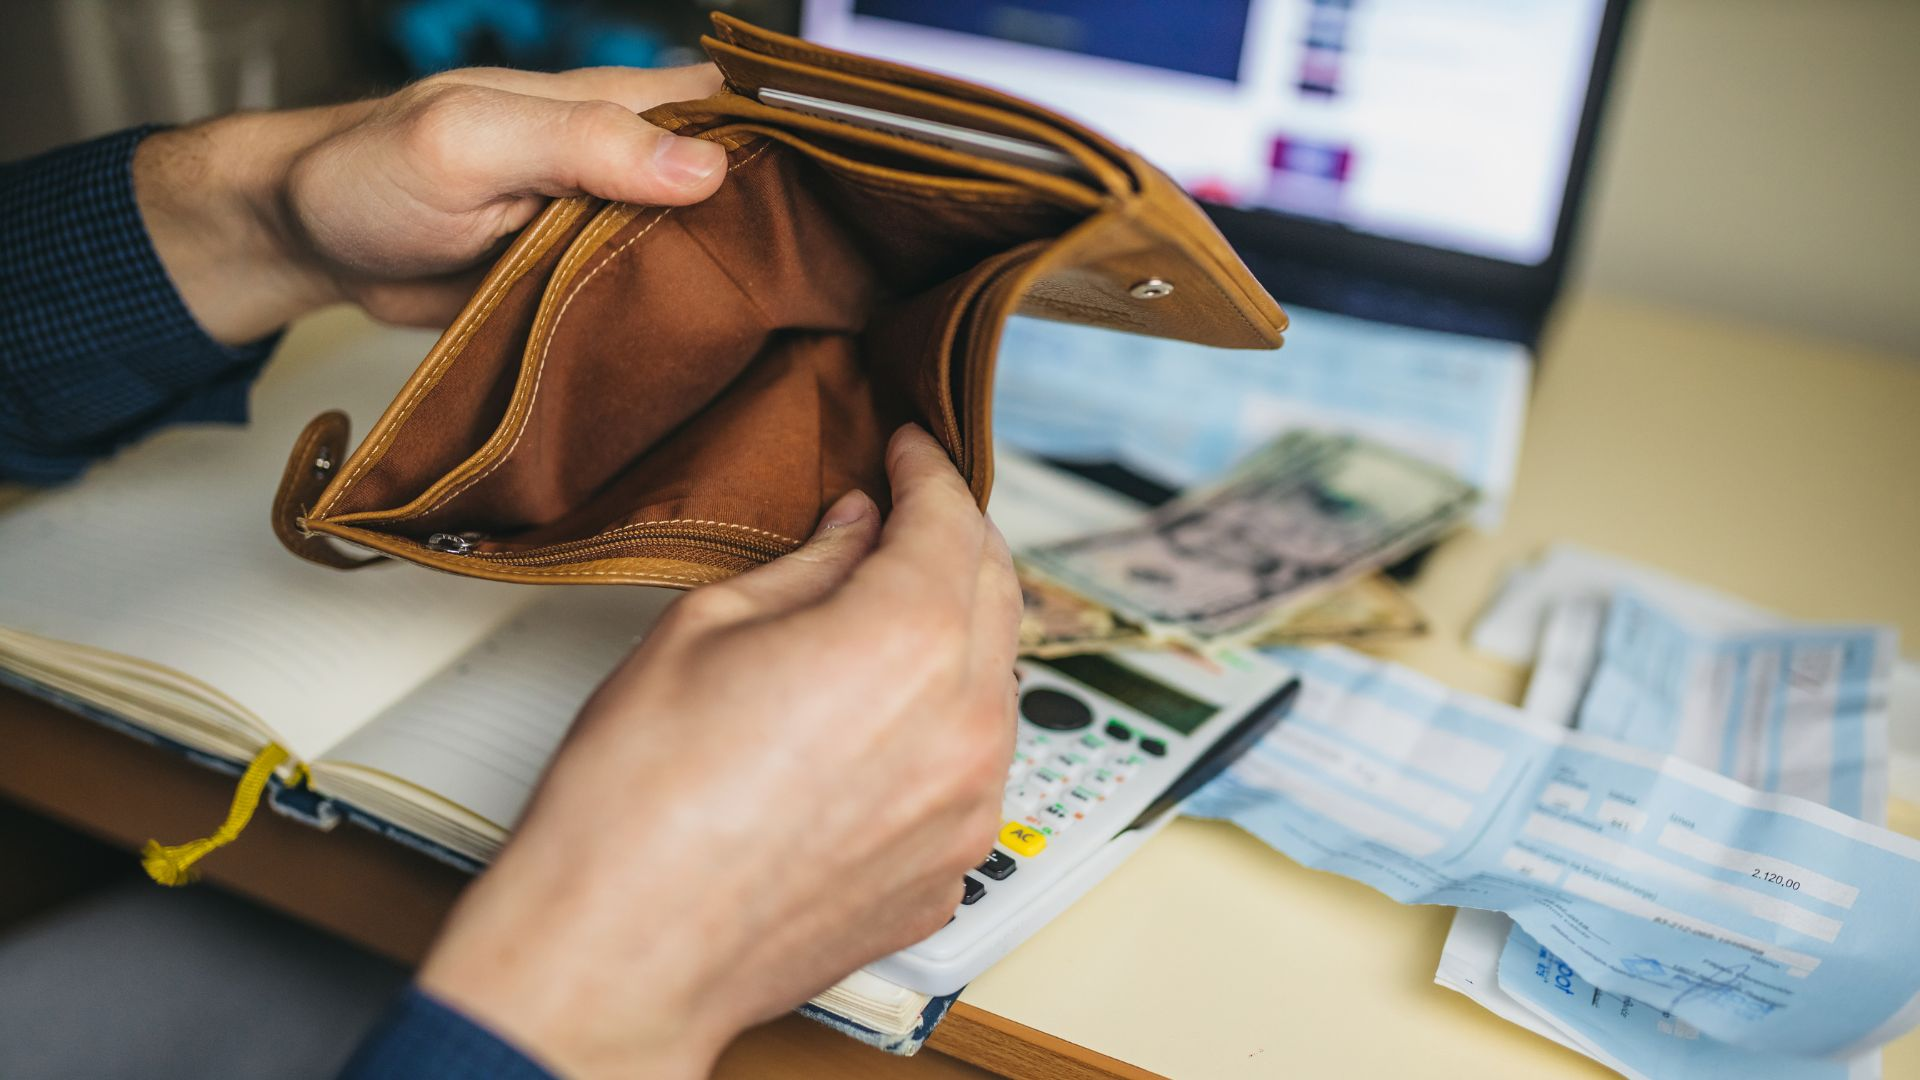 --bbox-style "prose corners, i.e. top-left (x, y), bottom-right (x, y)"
top-left (1104, 720), bottom-right (1132, 741)
top-left (961, 876), bottom-right (986, 905)
top-left (977, 850), bottom-right (1017, 880)
top-left (1045, 751), bottom-right (1092, 782)
top-left (1139, 737), bottom-right (1168, 757)
top-left (1020, 687), bottom-right (1094, 731)
top-left (1002, 786), bottom-right (1046, 820)
top-left (1000, 822), bottom-right (1047, 856)
top-left (1029, 765), bottom-right (1071, 793)
top-left (1081, 767), bottom-right (1119, 798)
top-left (1078, 732), bottom-right (1106, 752)
top-left (1036, 801), bottom-right (1077, 832)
